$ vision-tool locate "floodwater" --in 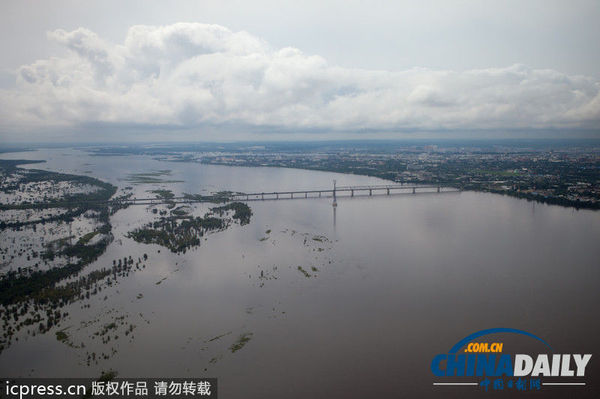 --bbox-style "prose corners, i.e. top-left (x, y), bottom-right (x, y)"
top-left (1, 149), bottom-right (599, 398)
